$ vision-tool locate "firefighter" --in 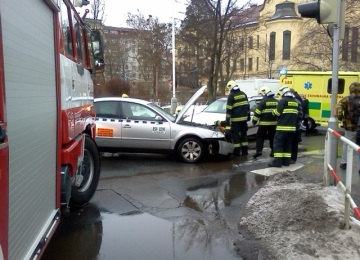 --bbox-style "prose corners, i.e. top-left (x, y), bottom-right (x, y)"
top-left (268, 86), bottom-right (298, 167)
top-left (225, 80), bottom-right (250, 156)
top-left (252, 86), bottom-right (278, 158)
top-left (289, 89), bottom-right (303, 164)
